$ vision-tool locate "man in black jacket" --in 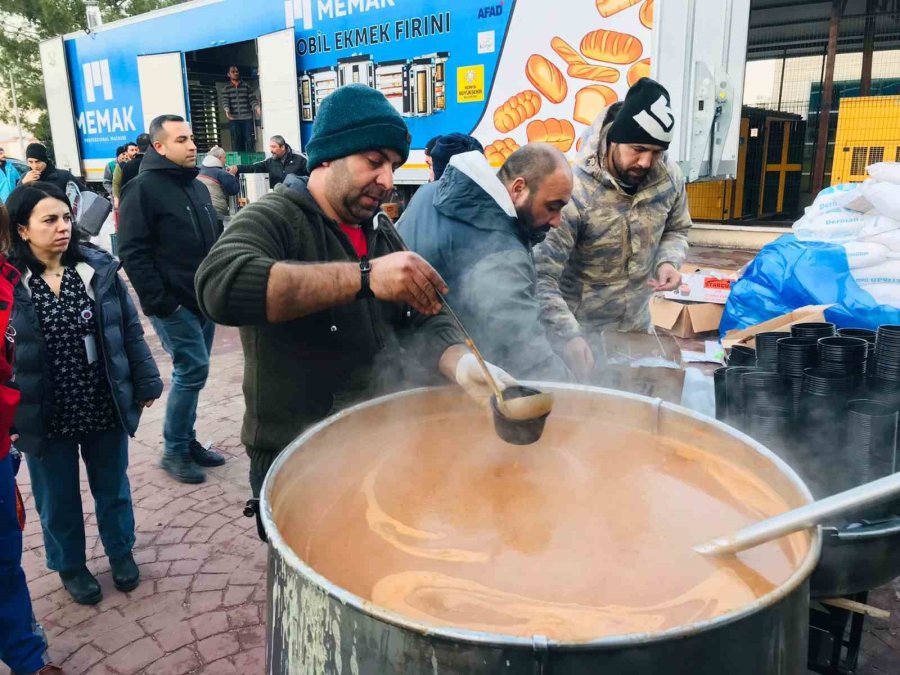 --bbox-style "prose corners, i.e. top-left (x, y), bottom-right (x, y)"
top-left (196, 85), bottom-right (516, 498)
top-left (231, 134), bottom-right (307, 187)
top-left (118, 114), bottom-right (226, 484)
top-left (114, 132), bottom-right (151, 206)
top-left (20, 143), bottom-right (86, 192)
